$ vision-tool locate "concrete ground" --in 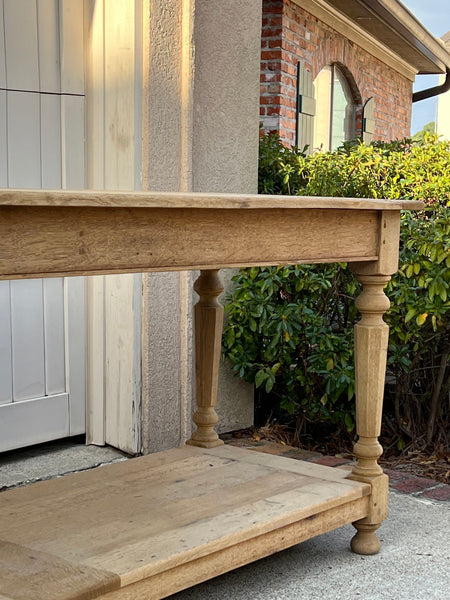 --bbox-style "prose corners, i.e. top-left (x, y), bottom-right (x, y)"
top-left (0, 437), bottom-right (126, 490)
